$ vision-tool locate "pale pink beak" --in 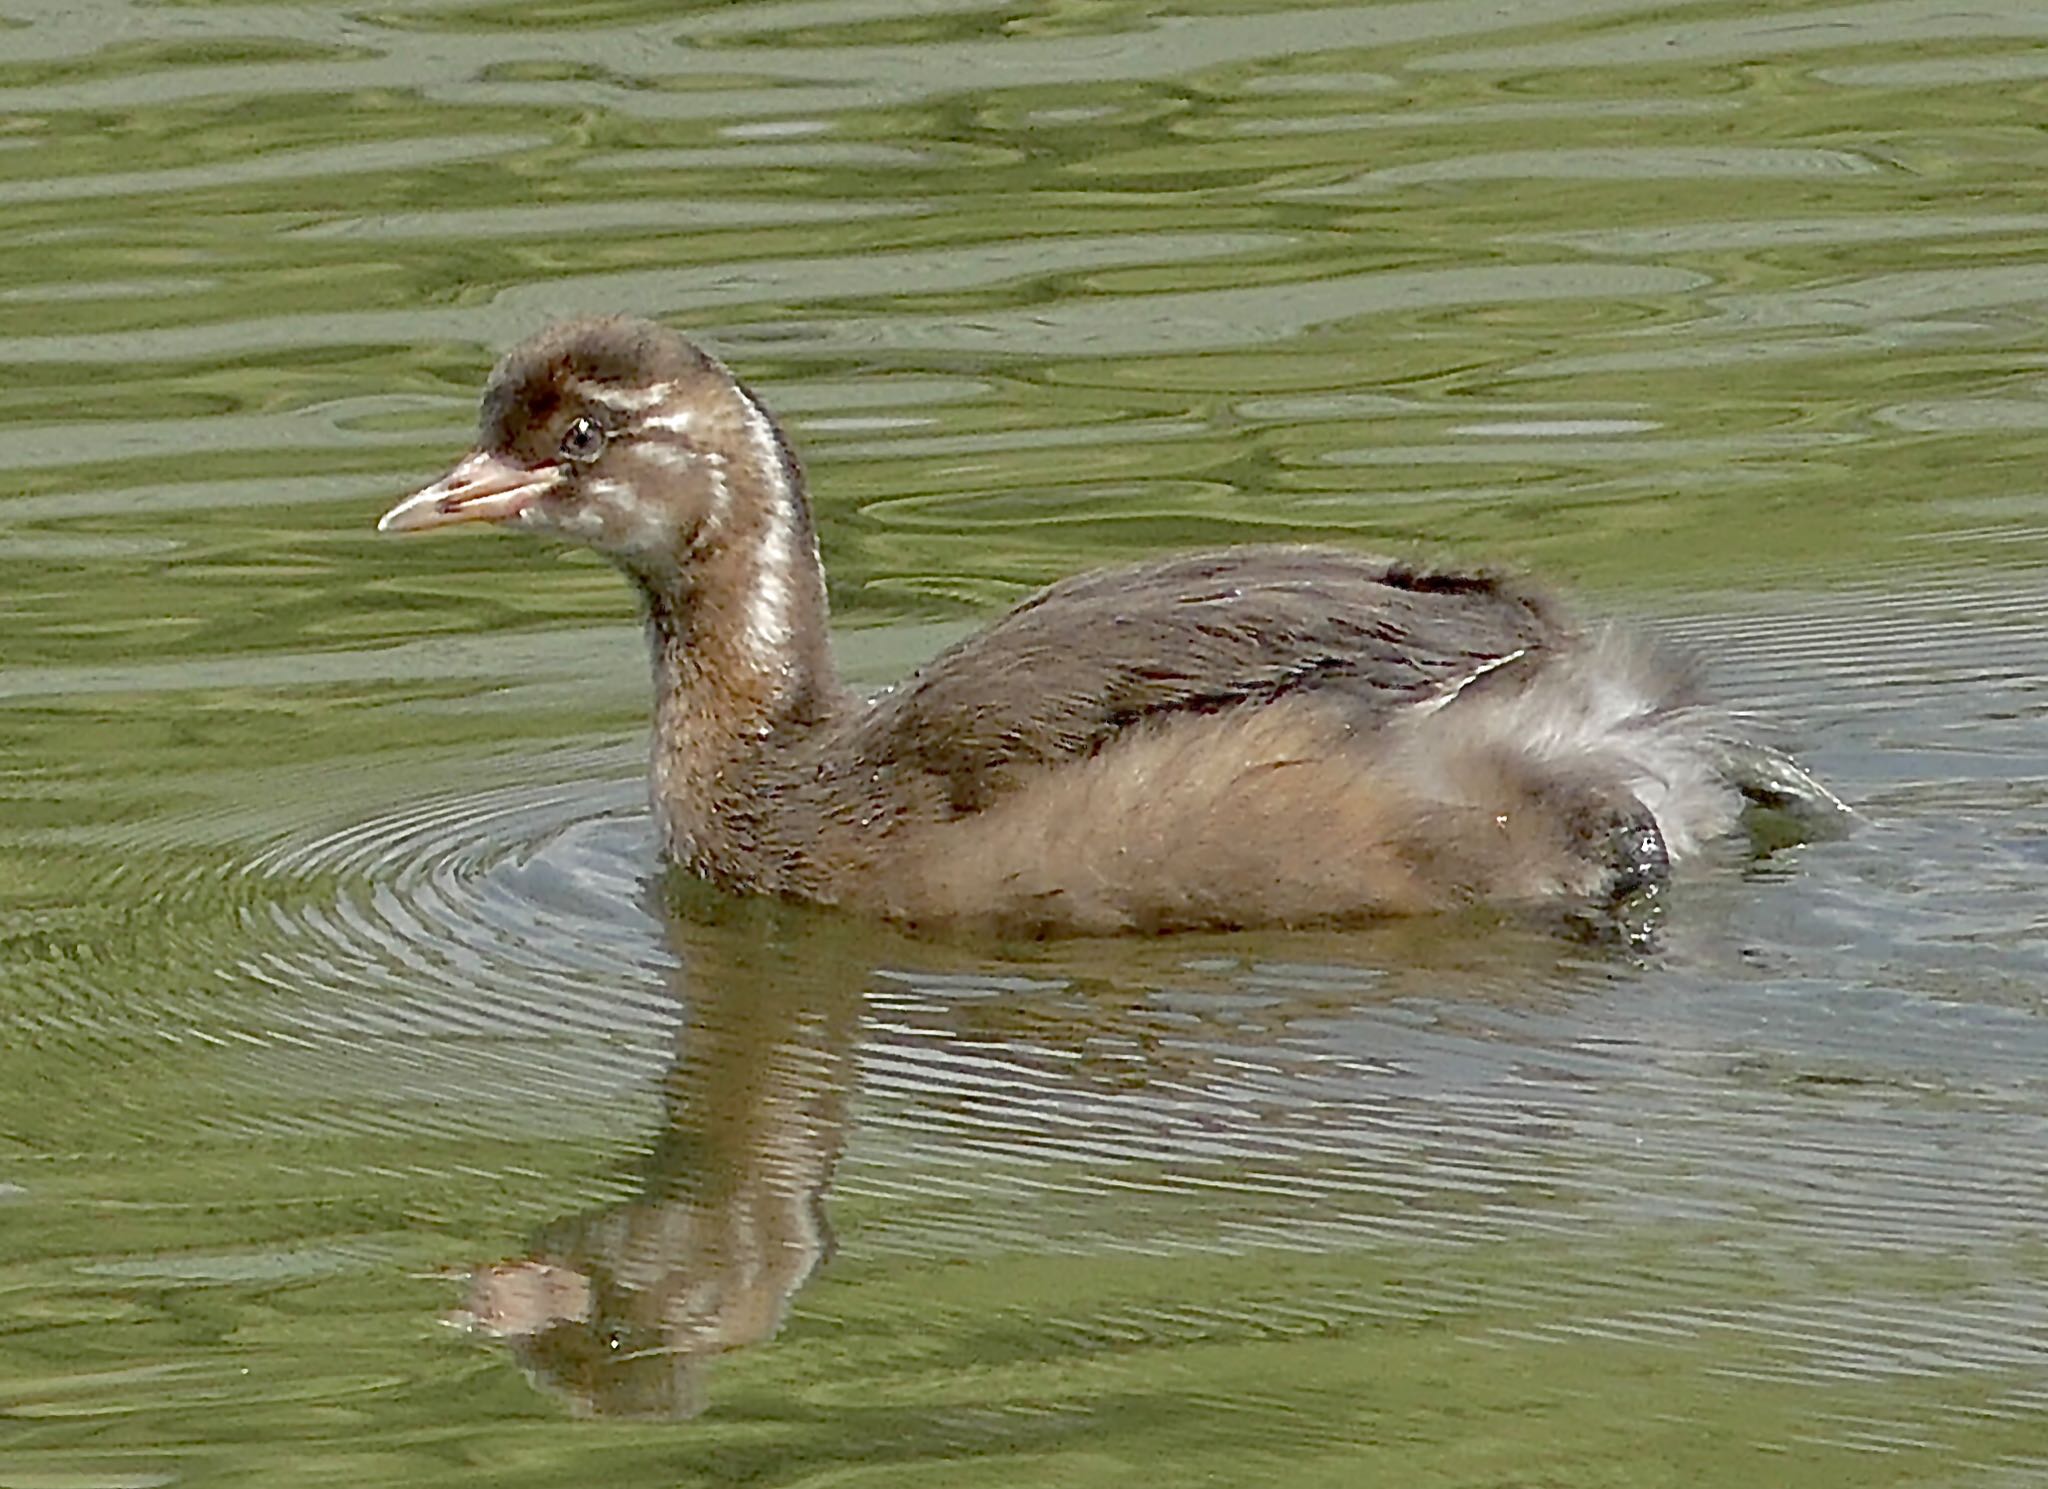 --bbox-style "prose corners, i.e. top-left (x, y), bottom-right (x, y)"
top-left (378, 450), bottom-right (563, 534)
